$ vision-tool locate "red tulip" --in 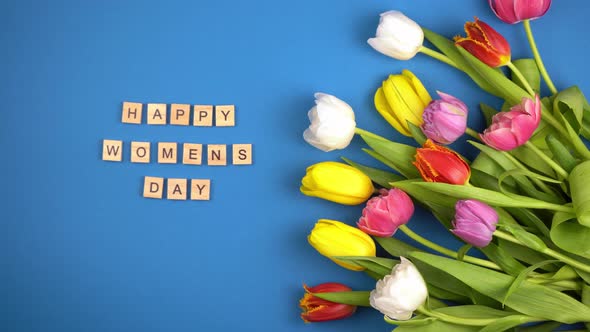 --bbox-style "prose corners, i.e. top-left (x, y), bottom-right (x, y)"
top-left (489, 0), bottom-right (551, 24)
top-left (414, 140), bottom-right (471, 185)
top-left (300, 283), bottom-right (356, 323)
top-left (454, 18), bottom-right (511, 67)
